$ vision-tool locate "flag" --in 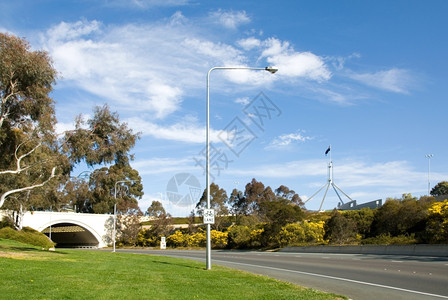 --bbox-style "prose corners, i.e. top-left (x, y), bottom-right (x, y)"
top-left (325, 146), bottom-right (331, 156)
